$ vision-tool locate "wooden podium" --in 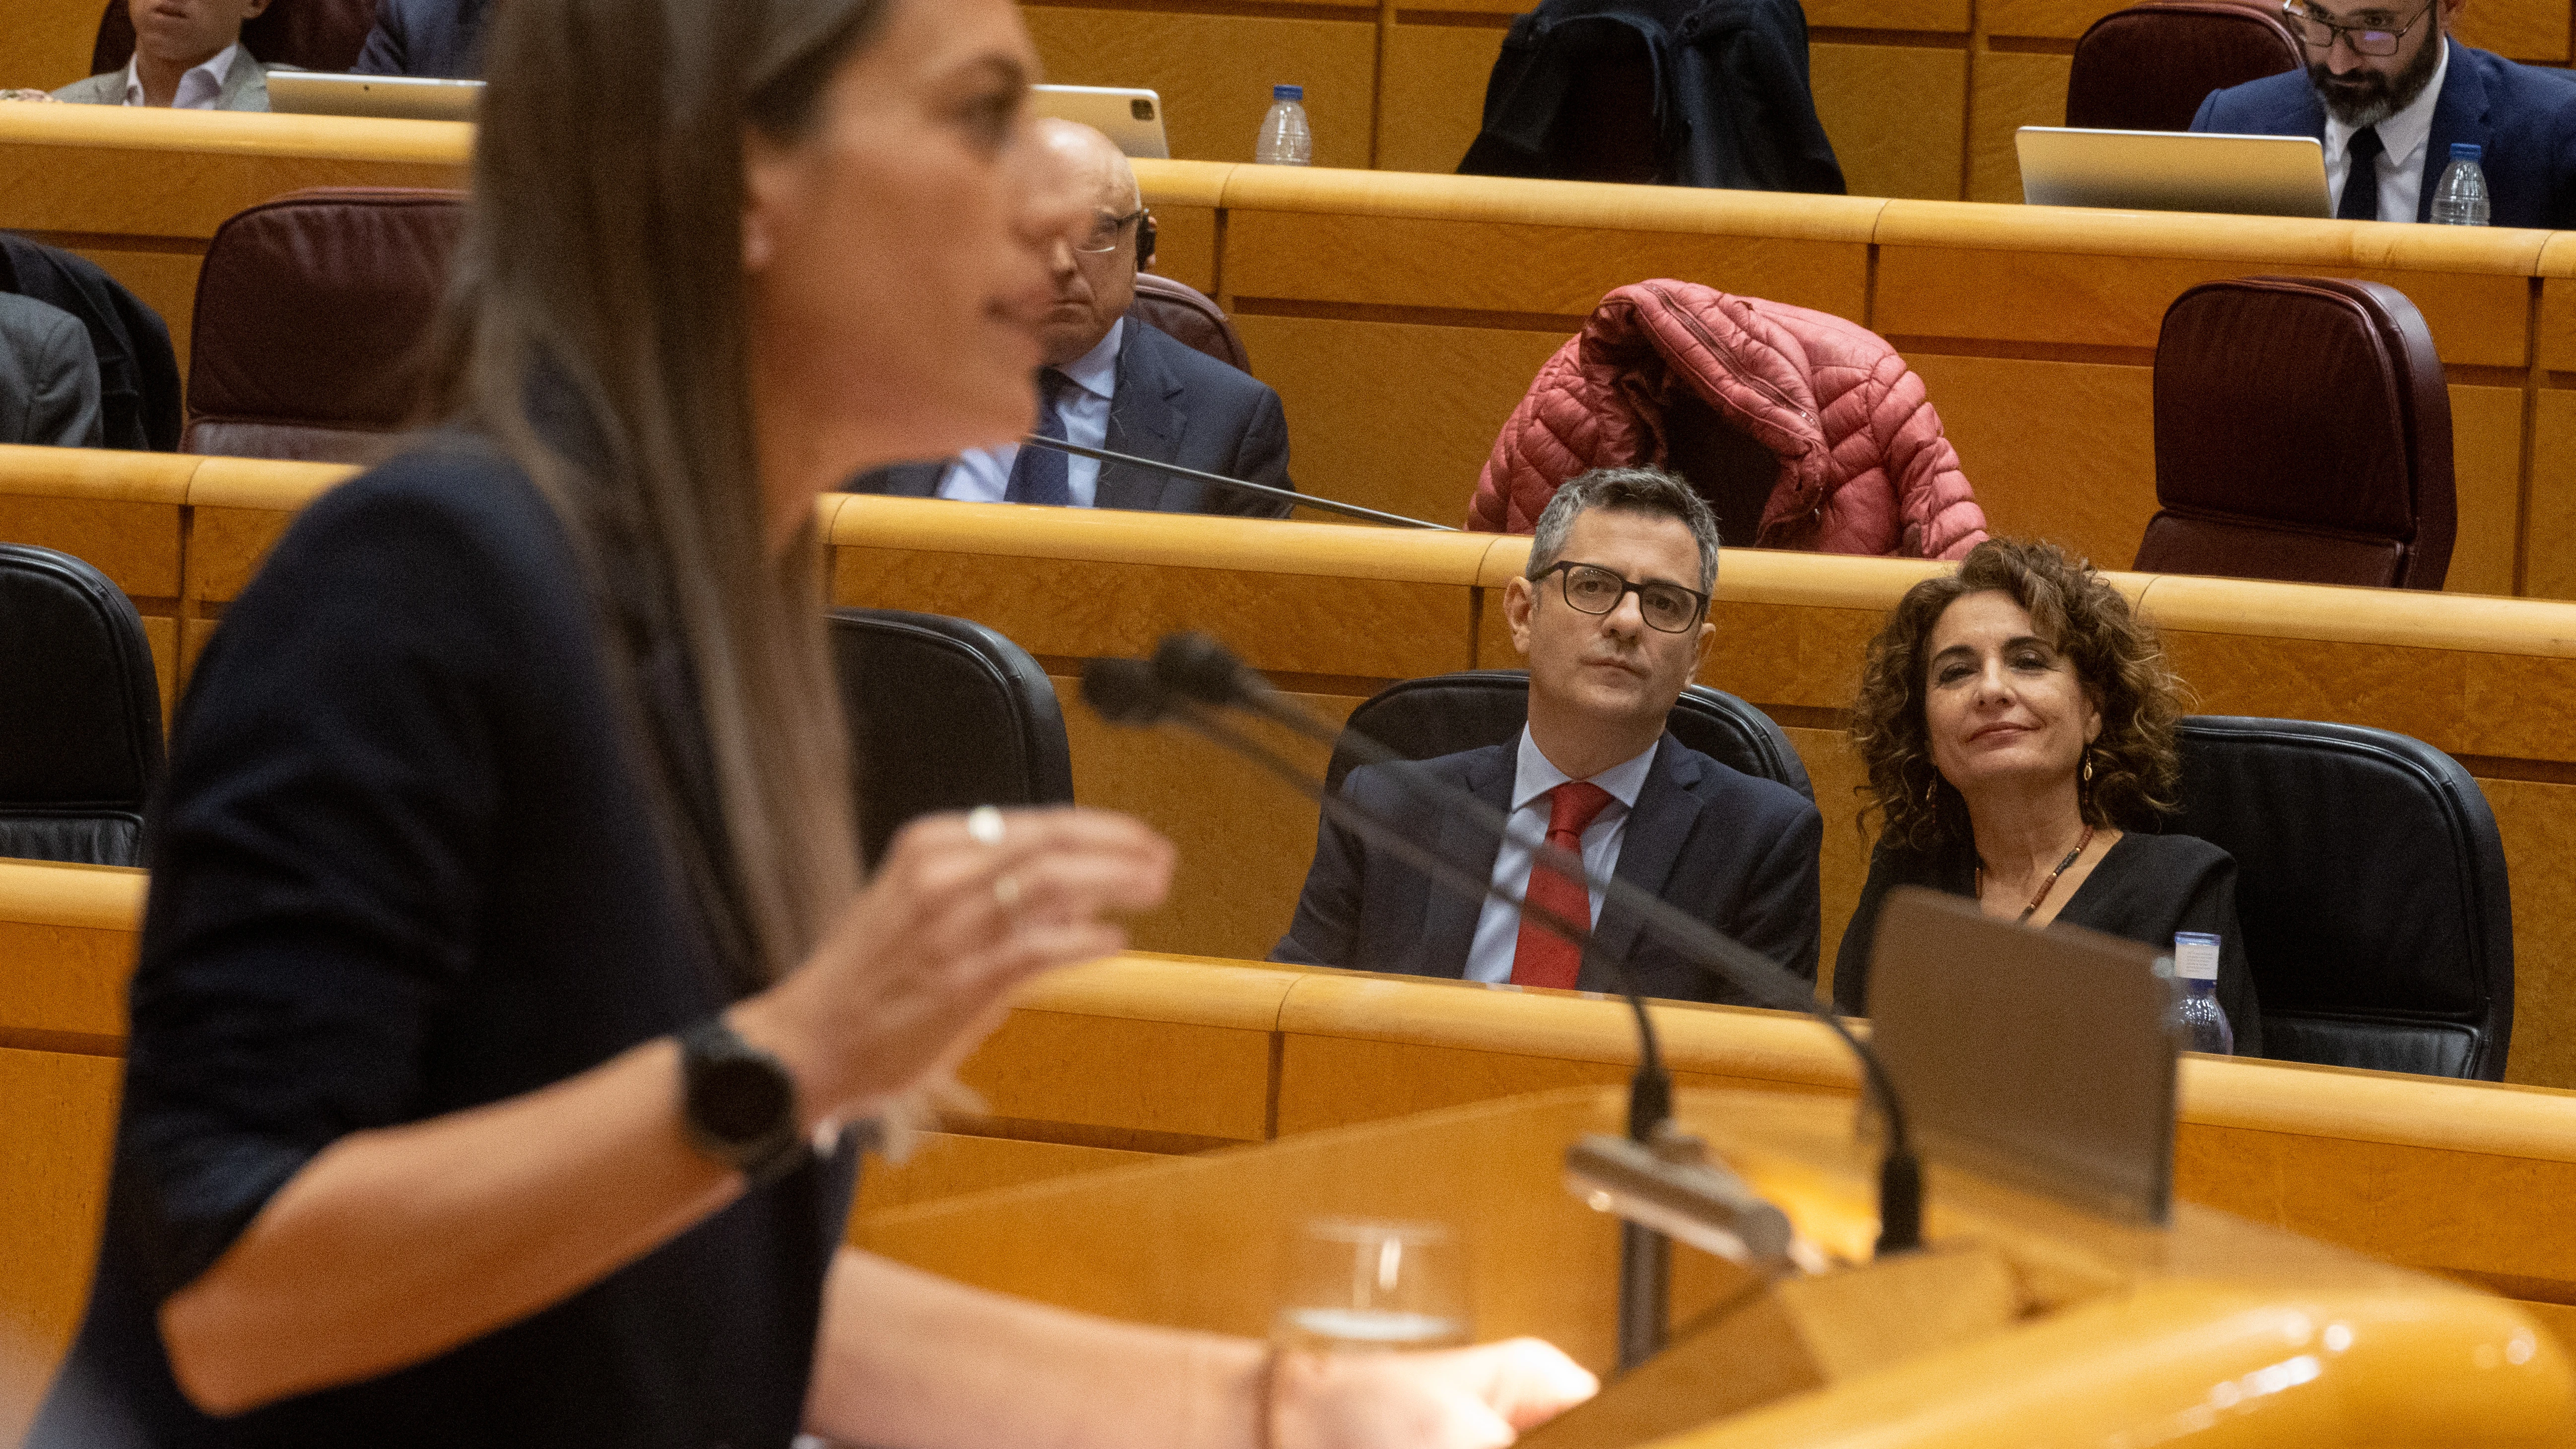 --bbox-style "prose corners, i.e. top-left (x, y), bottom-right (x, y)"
top-left (858, 1087), bottom-right (2576, 1447)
